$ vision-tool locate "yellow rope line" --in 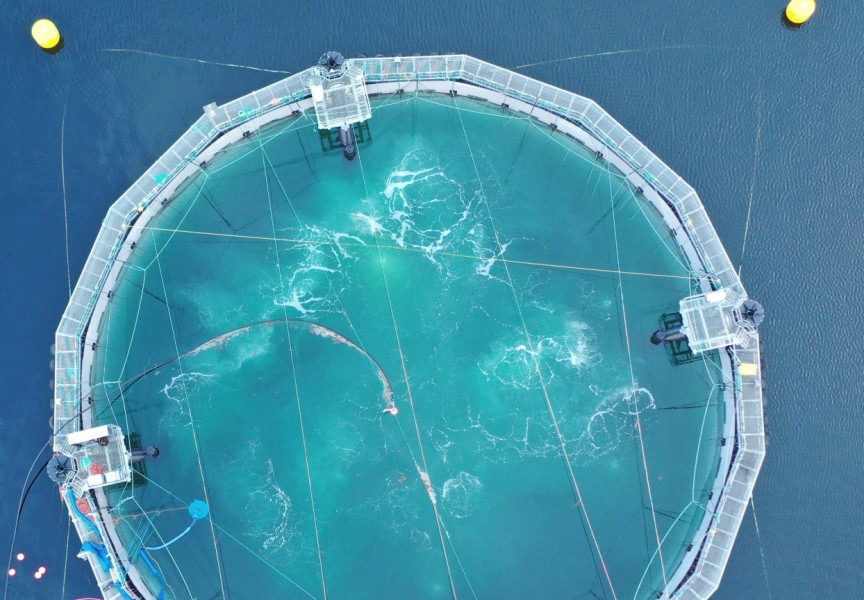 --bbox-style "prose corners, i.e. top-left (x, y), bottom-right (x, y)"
top-left (142, 226), bottom-right (692, 281)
